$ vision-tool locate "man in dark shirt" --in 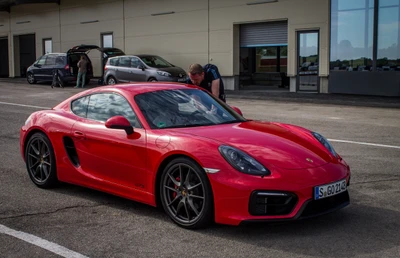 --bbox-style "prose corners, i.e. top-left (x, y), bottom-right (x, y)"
top-left (186, 63), bottom-right (226, 102)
